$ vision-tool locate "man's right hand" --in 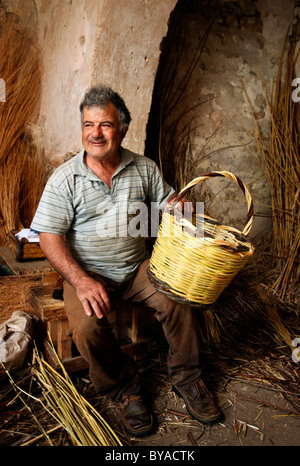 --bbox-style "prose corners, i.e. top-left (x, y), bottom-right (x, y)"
top-left (75, 276), bottom-right (111, 319)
